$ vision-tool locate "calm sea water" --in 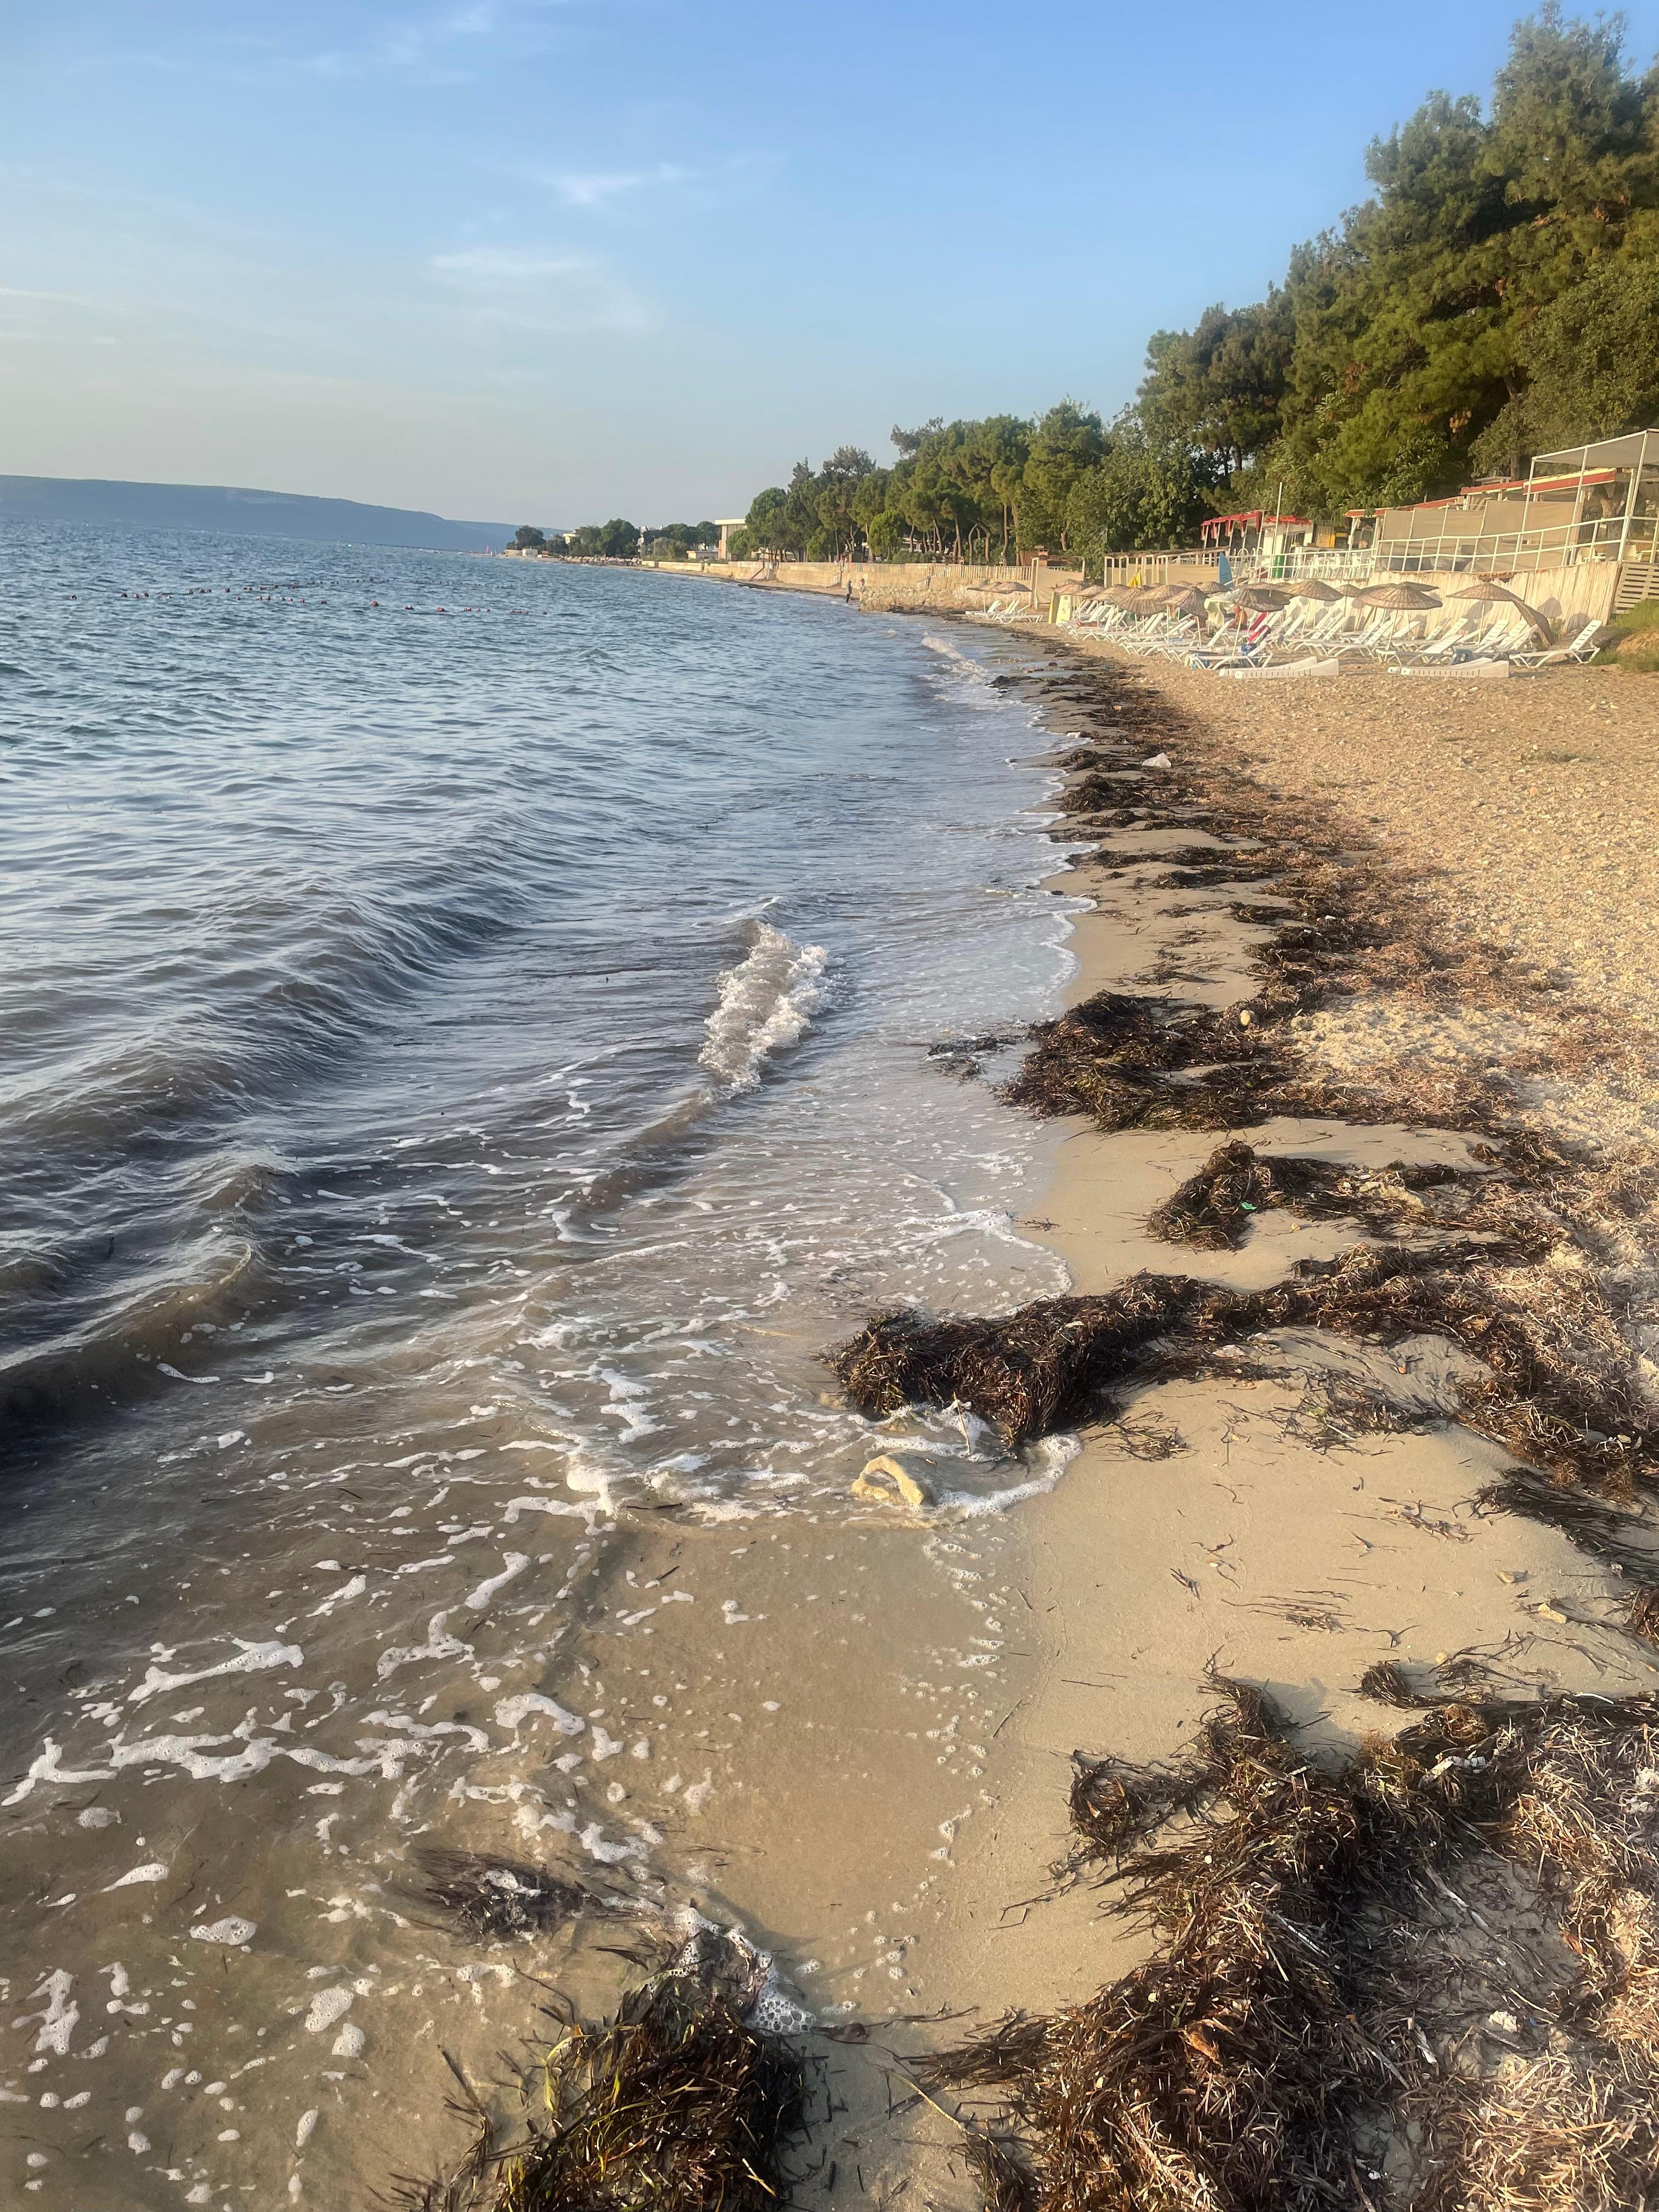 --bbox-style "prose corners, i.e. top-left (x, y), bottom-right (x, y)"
top-left (0, 528), bottom-right (1078, 2205)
